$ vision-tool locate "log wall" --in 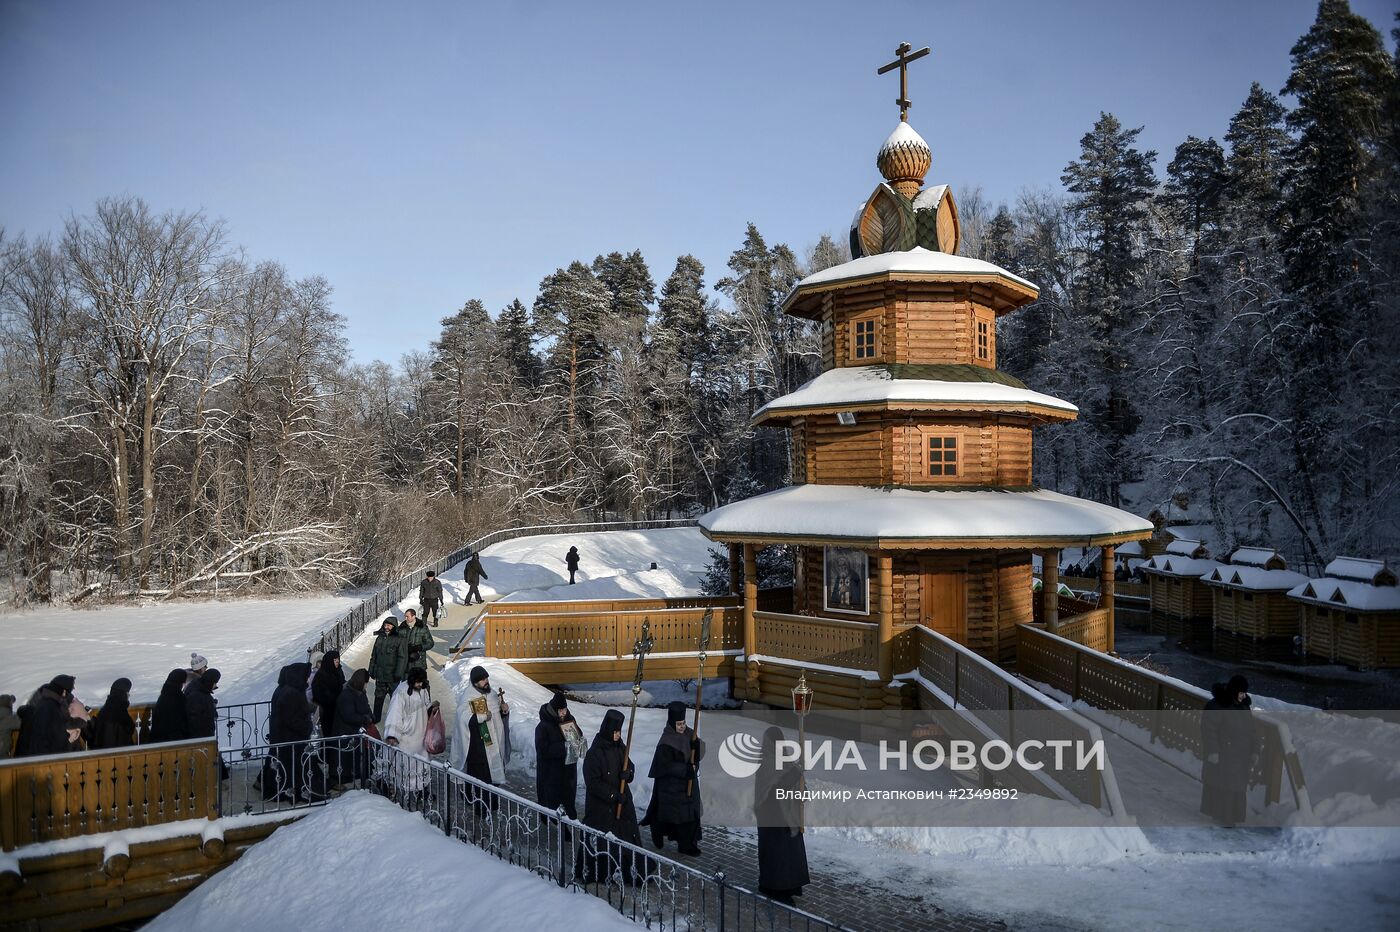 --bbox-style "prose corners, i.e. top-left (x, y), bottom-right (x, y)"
top-left (1210, 589), bottom-right (1300, 640)
top-left (796, 413), bottom-right (1033, 487)
top-left (1299, 605), bottom-right (1400, 670)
